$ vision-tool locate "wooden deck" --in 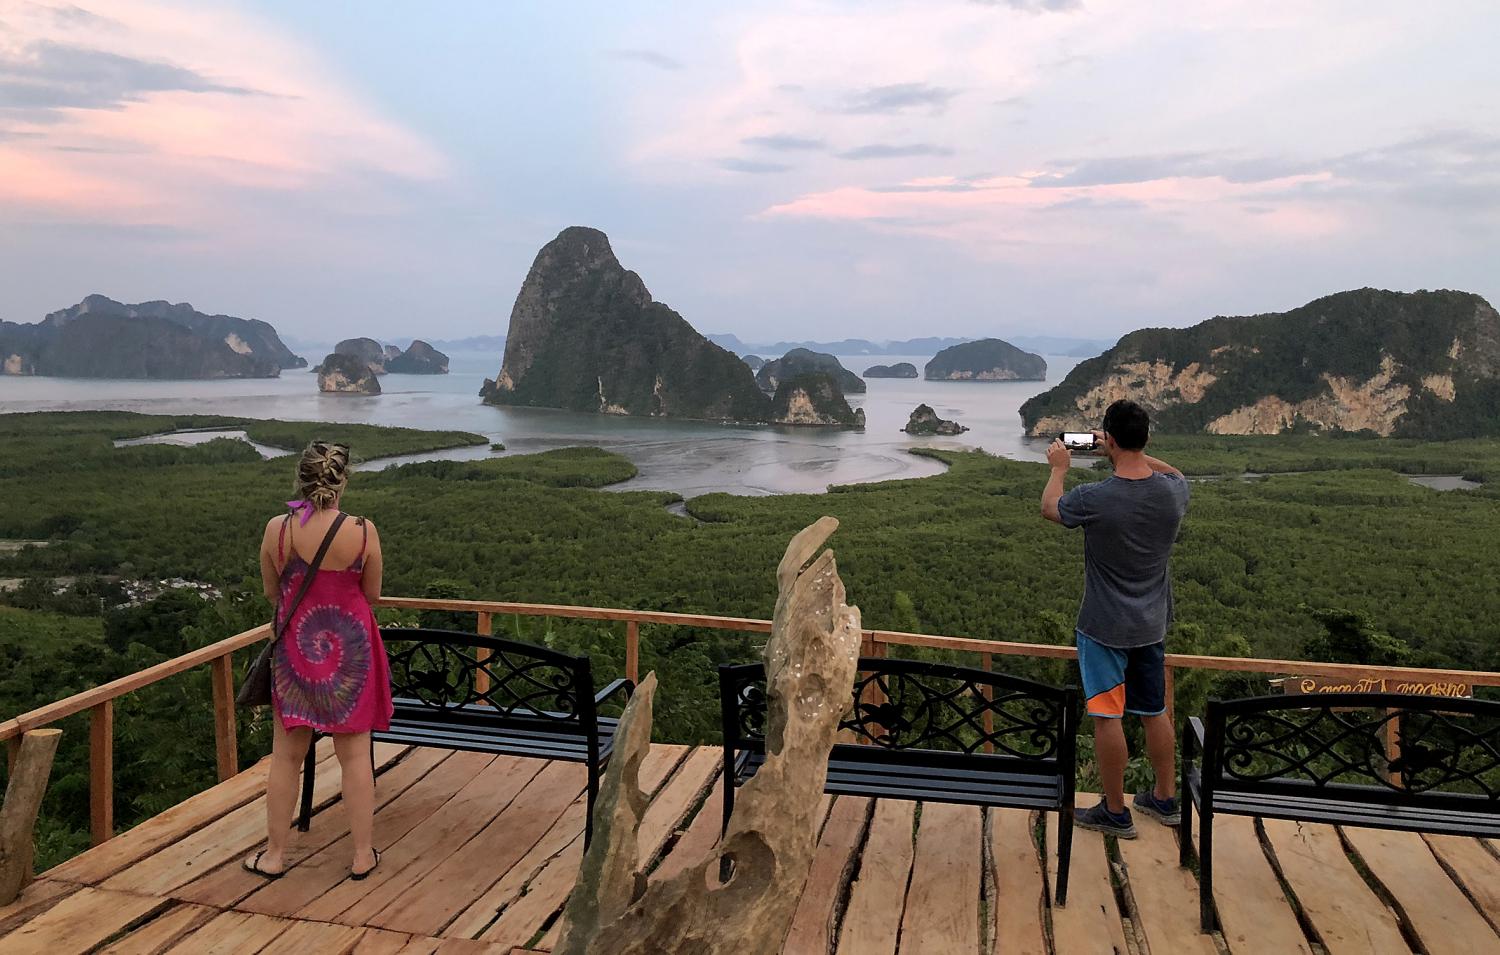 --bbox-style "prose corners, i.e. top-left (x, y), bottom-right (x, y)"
top-left (3, 741), bottom-right (1499, 955)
